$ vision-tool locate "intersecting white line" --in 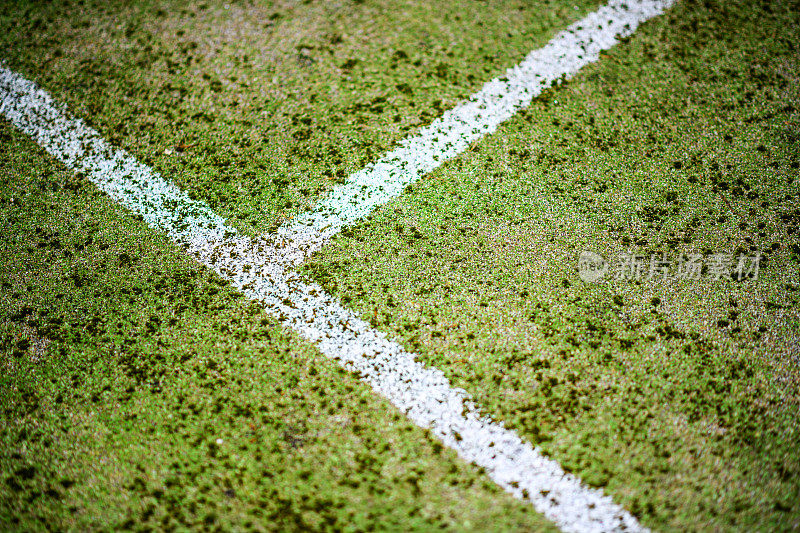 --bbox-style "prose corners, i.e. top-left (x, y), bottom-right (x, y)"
top-left (0, 1), bottom-right (675, 530)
